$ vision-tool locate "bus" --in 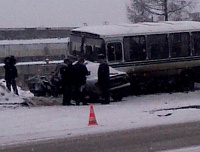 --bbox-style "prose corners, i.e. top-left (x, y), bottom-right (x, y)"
top-left (69, 21), bottom-right (200, 94)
